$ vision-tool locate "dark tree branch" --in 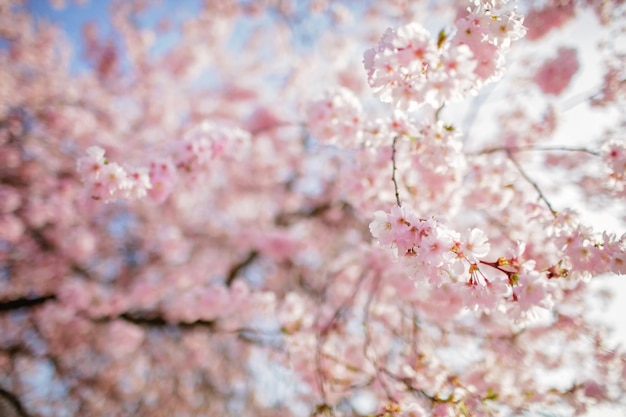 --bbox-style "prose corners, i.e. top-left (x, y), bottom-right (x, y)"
top-left (118, 313), bottom-right (216, 330)
top-left (225, 250), bottom-right (259, 287)
top-left (275, 201), bottom-right (356, 228)
top-left (0, 295), bottom-right (56, 313)
top-left (275, 203), bottom-right (332, 226)
top-left (114, 313), bottom-right (281, 347)
top-left (0, 387), bottom-right (31, 417)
